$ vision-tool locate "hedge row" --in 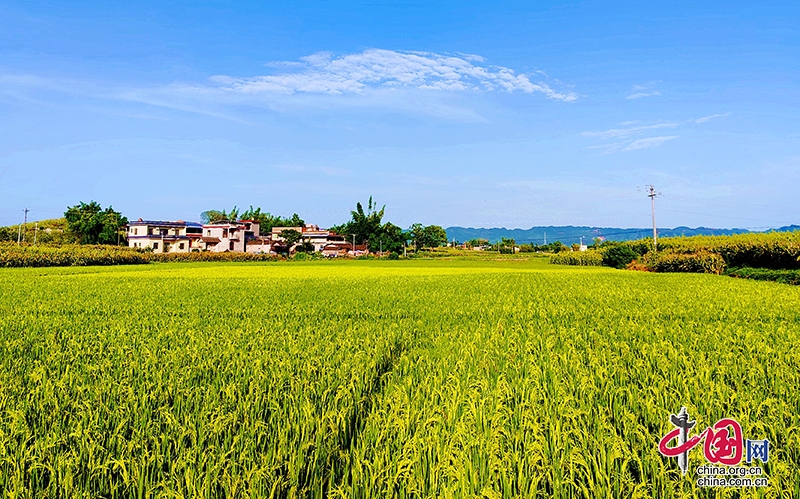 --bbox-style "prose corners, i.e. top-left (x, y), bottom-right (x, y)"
top-left (0, 244), bottom-right (289, 268)
top-left (622, 231), bottom-right (800, 270)
top-left (151, 252), bottom-right (282, 263)
top-left (725, 267), bottom-right (800, 285)
top-left (549, 250), bottom-right (603, 266)
top-left (0, 244), bottom-right (150, 268)
top-left (639, 250), bottom-right (726, 275)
